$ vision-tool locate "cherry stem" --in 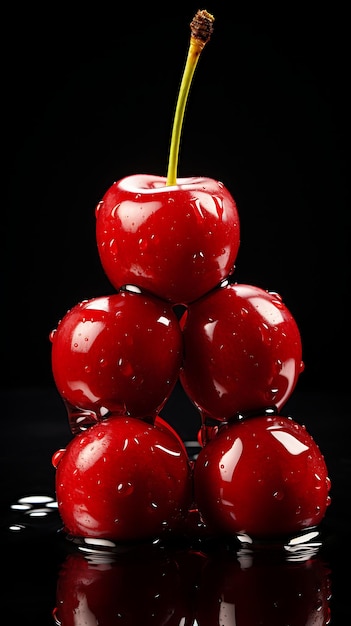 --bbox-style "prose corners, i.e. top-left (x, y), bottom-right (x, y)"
top-left (166, 9), bottom-right (215, 186)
